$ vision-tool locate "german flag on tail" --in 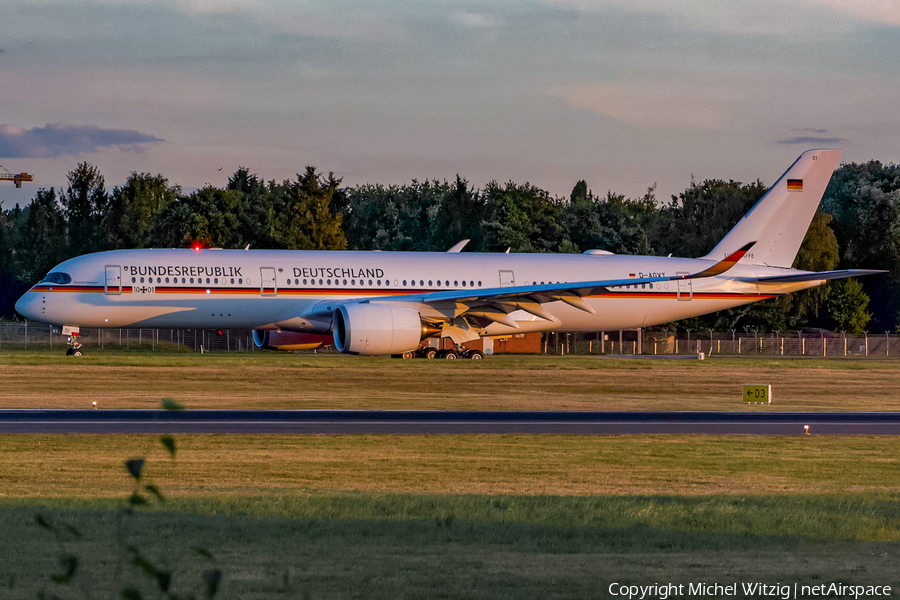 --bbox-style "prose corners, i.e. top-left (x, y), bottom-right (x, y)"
top-left (689, 242), bottom-right (756, 278)
top-left (787, 179), bottom-right (803, 192)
